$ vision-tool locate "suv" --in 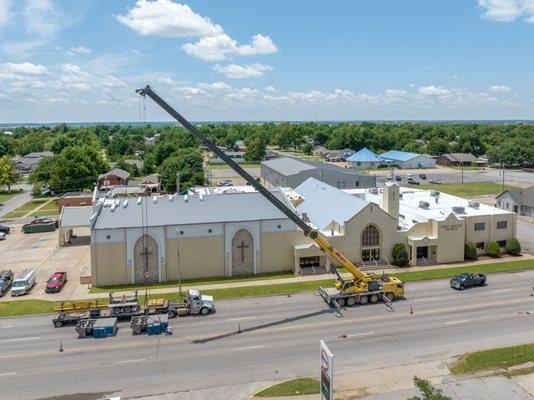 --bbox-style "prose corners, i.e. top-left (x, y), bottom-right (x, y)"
top-left (450, 273), bottom-right (486, 290)
top-left (11, 269), bottom-right (37, 297)
top-left (0, 270), bottom-right (14, 296)
top-left (0, 224), bottom-right (10, 234)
